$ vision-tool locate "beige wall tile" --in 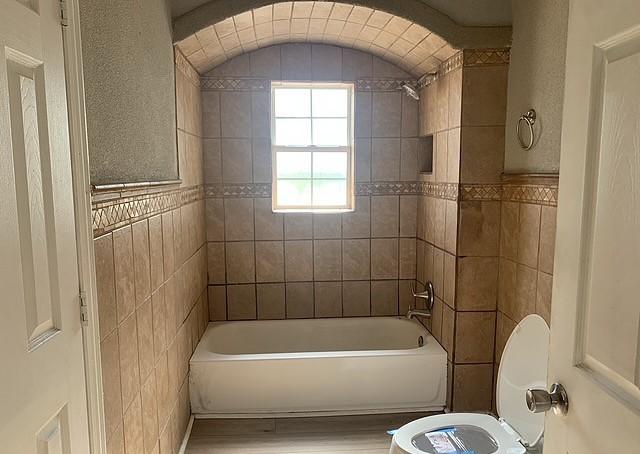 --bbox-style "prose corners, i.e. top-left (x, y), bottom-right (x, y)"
top-left (311, 43), bottom-right (342, 80)
top-left (434, 131), bottom-right (448, 182)
top-left (207, 242), bottom-right (226, 284)
top-left (132, 220), bottom-right (151, 305)
top-left (495, 311), bottom-right (517, 364)
top-left (460, 126), bottom-right (505, 183)
top-left (227, 284), bottom-right (256, 320)
top-left (151, 288), bottom-right (166, 362)
top-left (371, 280), bottom-right (398, 316)
top-left (444, 200), bottom-right (457, 254)
top-left (342, 281), bottom-right (371, 316)
top-left (140, 374), bottom-right (159, 453)
top-left (371, 239), bottom-right (399, 279)
top-left (95, 235), bottom-right (117, 340)
top-left (433, 198), bottom-right (446, 249)
top-left (436, 71), bottom-right (449, 132)
top-left (205, 198), bottom-right (225, 242)
top-left (342, 196), bottom-right (370, 238)
top-left (342, 48), bottom-right (373, 79)
top-left (342, 239), bottom-right (370, 280)
top-left (203, 139), bottom-right (222, 184)
top-left (514, 263), bottom-right (537, 322)
top-left (313, 239), bottom-right (342, 281)
top-left (281, 43), bottom-right (312, 80)
top-left (255, 241), bottom-right (285, 282)
top-left (252, 138), bottom-right (271, 183)
top-left (106, 423), bottom-right (125, 454)
top-left (443, 252), bottom-right (456, 308)
top-left (429, 298), bottom-right (443, 341)
top-left (148, 216), bottom-right (164, 292)
top-left (313, 214), bottom-right (342, 239)
top-left (221, 139), bottom-right (253, 183)
top-left (254, 198), bottom-right (283, 240)
top-left (161, 213), bottom-right (175, 278)
top-left (220, 91), bottom-right (251, 137)
top-left (113, 226), bottom-right (135, 323)
top-left (447, 128), bottom-right (461, 183)
top-left (457, 201), bottom-right (501, 257)
top-left (371, 138), bottom-right (400, 181)
top-left (251, 93), bottom-right (270, 138)
top-left (314, 282), bottom-right (342, 317)
top-left (163, 277), bottom-right (177, 343)
top-left (539, 206), bottom-right (557, 274)
top-left (462, 65), bottom-right (508, 127)
top-left (284, 214), bottom-right (313, 239)
top-left (101, 332), bottom-right (122, 441)
top-left (517, 203), bottom-right (541, 268)
top-left (400, 138), bottom-right (418, 181)
top-left (499, 201), bottom-right (519, 260)
top-left (136, 299), bottom-right (155, 382)
top-left (455, 311), bottom-right (496, 363)
top-left (118, 313), bottom-right (140, 412)
top-left (154, 353), bottom-right (170, 435)
top-left (285, 240), bottom-right (313, 281)
top-left (226, 242), bottom-right (255, 283)
top-left (456, 257), bottom-right (498, 311)
top-left (452, 364), bottom-right (493, 412)
top-left (371, 195), bottom-right (399, 237)
top-left (208, 286), bottom-right (227, 321)
top-left (202, 91), bottom-right (221, 138)
top-left (498, 258), bottom-right (517, 321)
top-left (123, 394), bottom-right (144, 454)
top-left (536, 271), bottom-right (553, 325)
top-left (372, 92), bottom-right (401, 137)
top-left (441, 303), bottom-right (455, 360)
top-left (448, 68), bottom-right (462, 128)
top-left (401, 95), bottom-right (419, 137)
top-left (286, 282), bottom-right (314, 318)
top-left (399, 238), bottom-right (416, 279)
top-left (432, 247), bottom-right (444, 300)
top-left (354, 92), bottom-right (372, 138)
top-left (416, 240), bottom-right (426, 284)
top-left (399, 195), bottom-right (417, 237)
top-left (398, 280), bottom-right (415, 314)
top-left (224, 198), bottom-right (255, 241)
top-left (257, 283), bottom-right (285, 319)
top-left (250, 46), bottom-right (281, 78)
top-left (355, 138), bottom-right (371, 182)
